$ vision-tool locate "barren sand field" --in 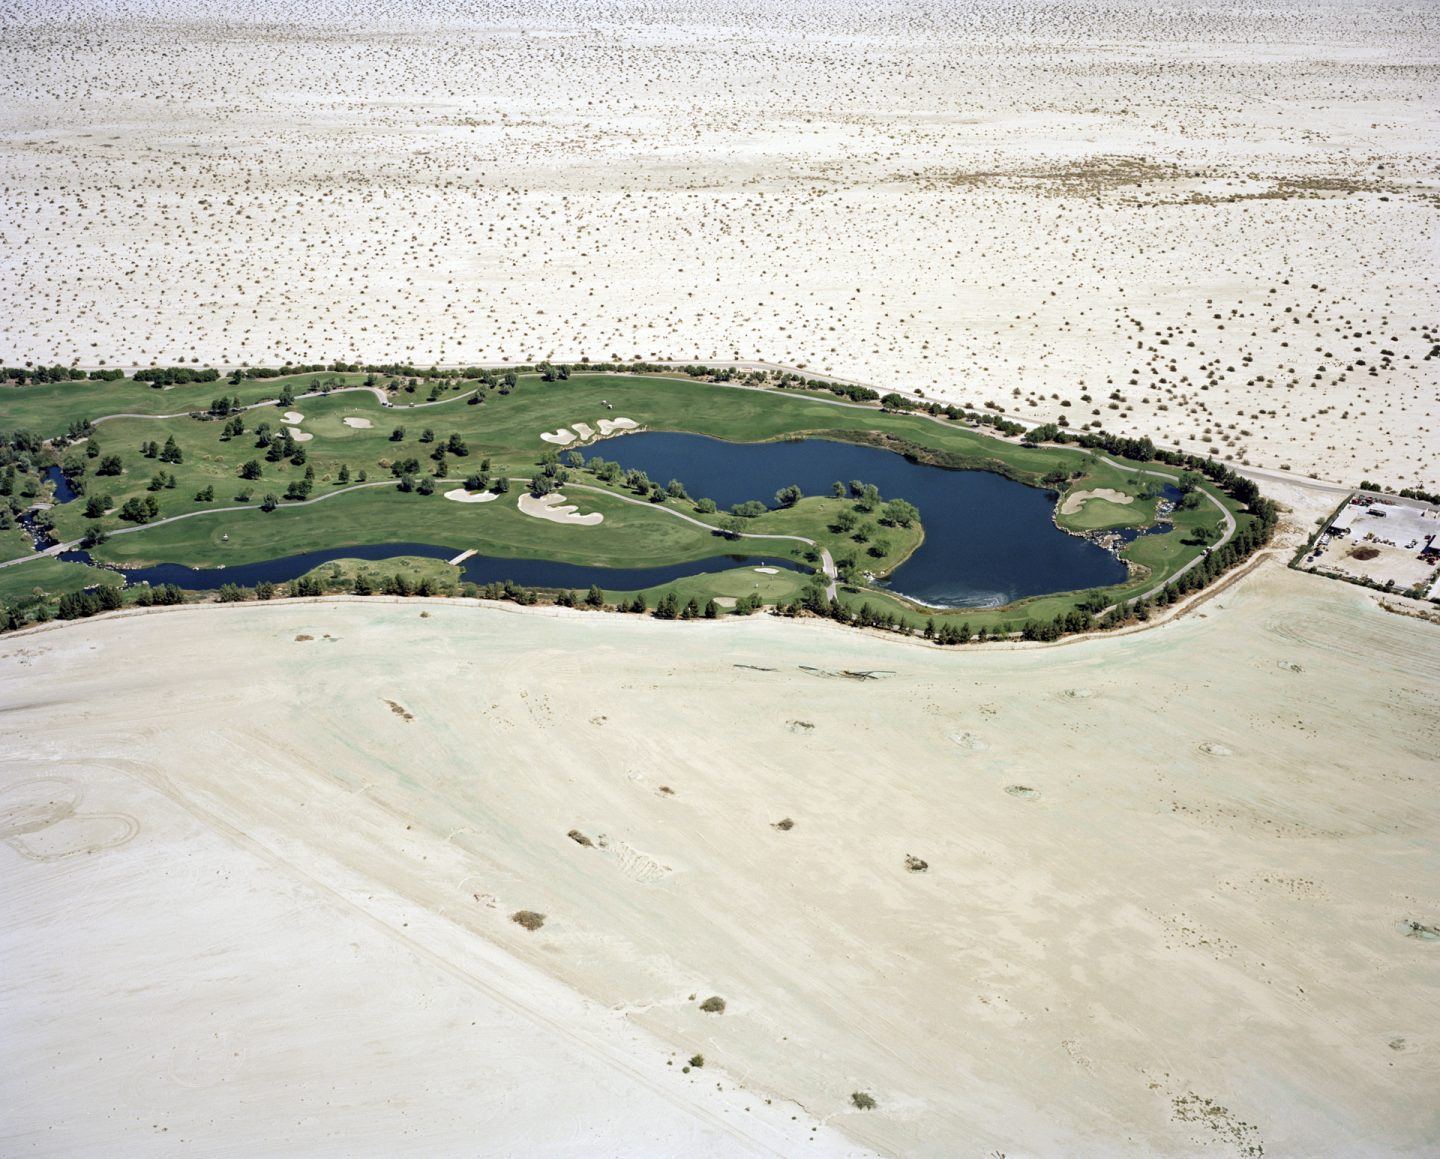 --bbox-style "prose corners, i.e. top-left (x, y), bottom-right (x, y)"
top-left (3, 559), bottom-right (1437, 1155)
top-left (2, 0), bottom-right (1437, 487)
